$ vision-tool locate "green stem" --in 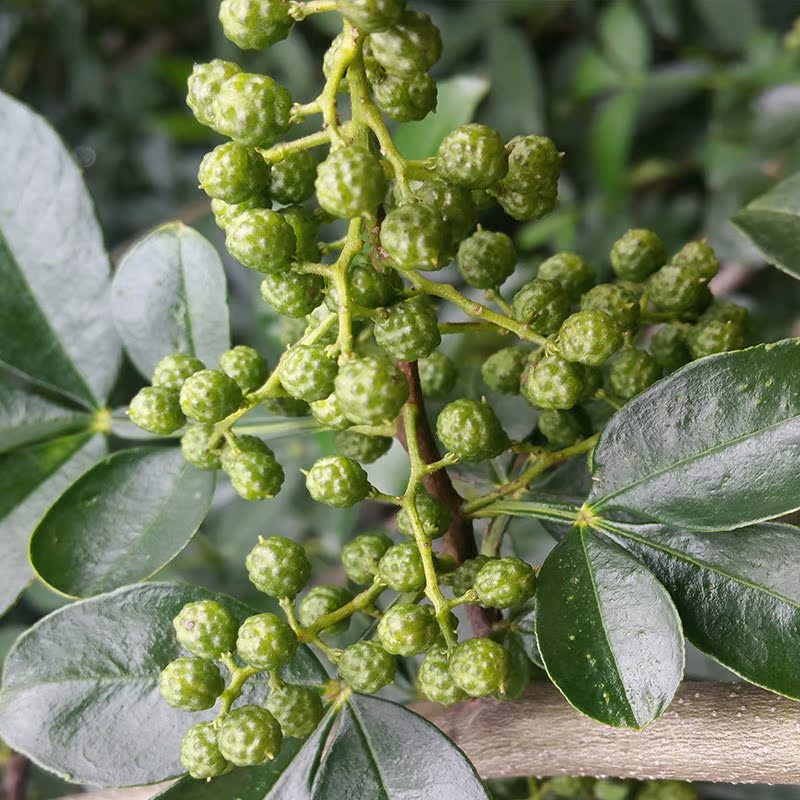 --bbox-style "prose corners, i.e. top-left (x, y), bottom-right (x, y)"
top-left (217, 662), bottom-right (260, 719)
top-left (257, 128), bottom-right (333, 164)
top-left (300, 580), bottom-right (386, 639)
top-left (290, 0), bottom-right (337, 19)
top-left (439, 321), bottom-right (503, 336)
top-left (332, 217), bottom-right (365, 360)
top-left (318, 21), bottom-right (362, 145)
